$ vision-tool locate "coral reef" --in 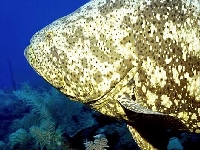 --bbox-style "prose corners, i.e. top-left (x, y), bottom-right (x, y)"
top-left (0, 83), bottom-right (199, 149)
top-left (84, 134), bottom-right (109, 150)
